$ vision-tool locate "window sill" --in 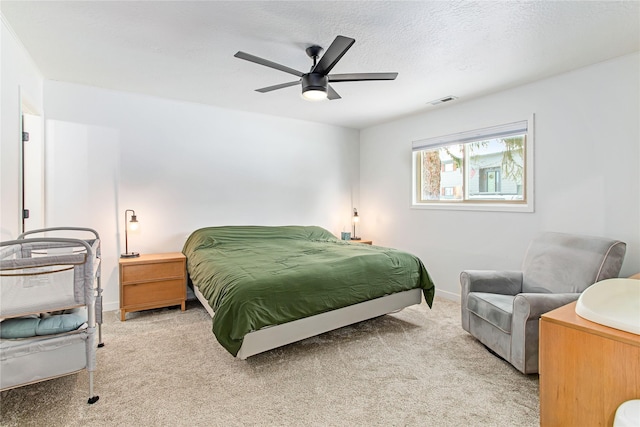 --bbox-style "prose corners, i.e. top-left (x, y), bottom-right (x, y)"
top-left (411, 201), bottom-right (534, 213)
